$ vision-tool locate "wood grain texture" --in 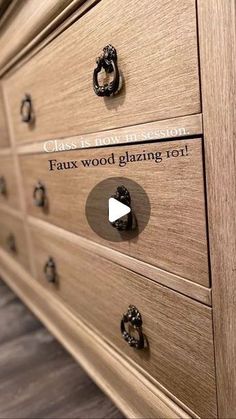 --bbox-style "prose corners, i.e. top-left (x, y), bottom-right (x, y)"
top-left (29, 222), bottom-right (217, 418)
top-left (0, 0), bottom-right (77, 69)
top-left (28, 215), bottom-right (212, 306)
top-left (0, 281), bottom-right (123, 419)
top-left (0, 84), bottom-right (9, 147)
top-left (198, 1), bottom-right (236, 417)
top-left (0, 154), bottom-right (20, 209)
top-left (4, 0), bottom-right (200, 144)
top-left (17, 113), bottom-right (203, 154)
top-left (20, 138), bottom-right (209, 286)
top-left (0, 249), bottom-right (195, 419)
top-left (0, 207), bottom-right (30, 271)
top-left (0, 0), bottom-right (101, 78)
